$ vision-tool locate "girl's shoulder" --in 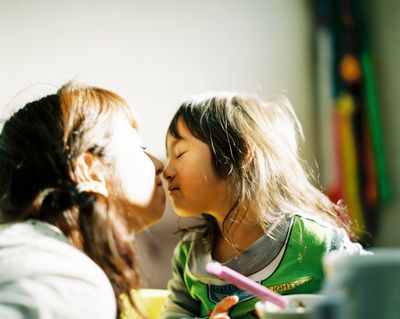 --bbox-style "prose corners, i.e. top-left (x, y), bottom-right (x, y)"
top-left (289, 213), bottom-right (342, 248)
top-left (291, 213), bottom-right (369, 256)
top-left (288, 213), bottom-right (334, 247)
top-left (292, 212), bottom-right (335, 229)
top-left (291, 212), bottom-right (349, 240)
